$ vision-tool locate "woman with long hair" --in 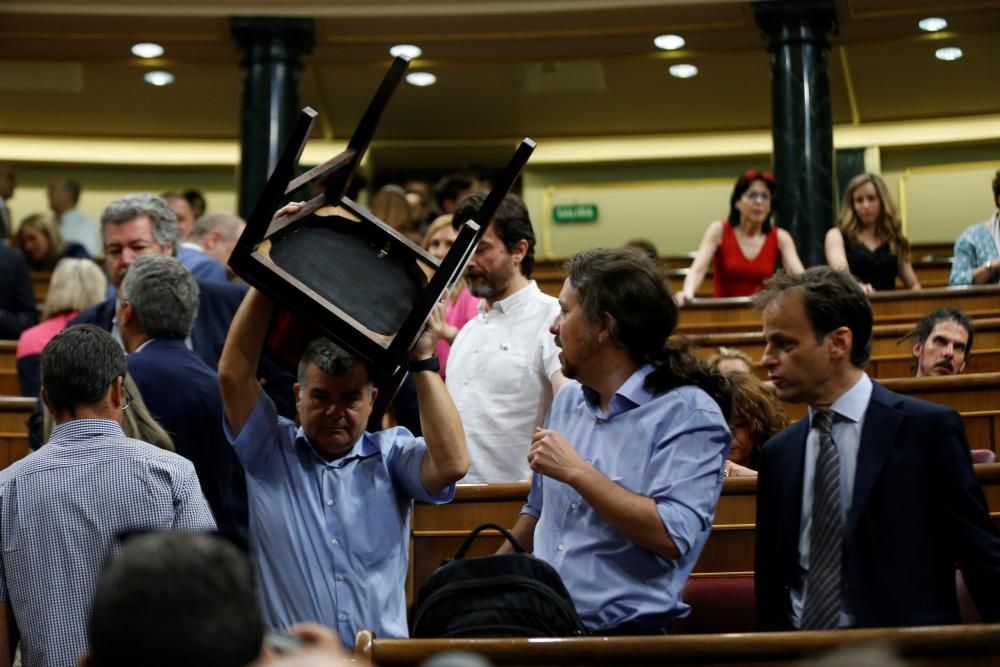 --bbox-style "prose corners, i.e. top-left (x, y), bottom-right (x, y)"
top-left (676, 169), bottom-right (804, 306)
top-left (13, 213), bottom-right (90, 271)
top-left (825, 173), bottom-right (920, 293)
